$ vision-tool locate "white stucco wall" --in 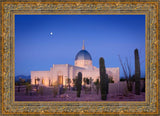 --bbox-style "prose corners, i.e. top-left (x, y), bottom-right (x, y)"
top-left (31, 64), bottom-right (120, 86)
top-left (106, 67), bottom-right (120, 83)
top-left (31, 71), bottom-right (50, 86)
top-left (75, 60), bottom-right (92, 68)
